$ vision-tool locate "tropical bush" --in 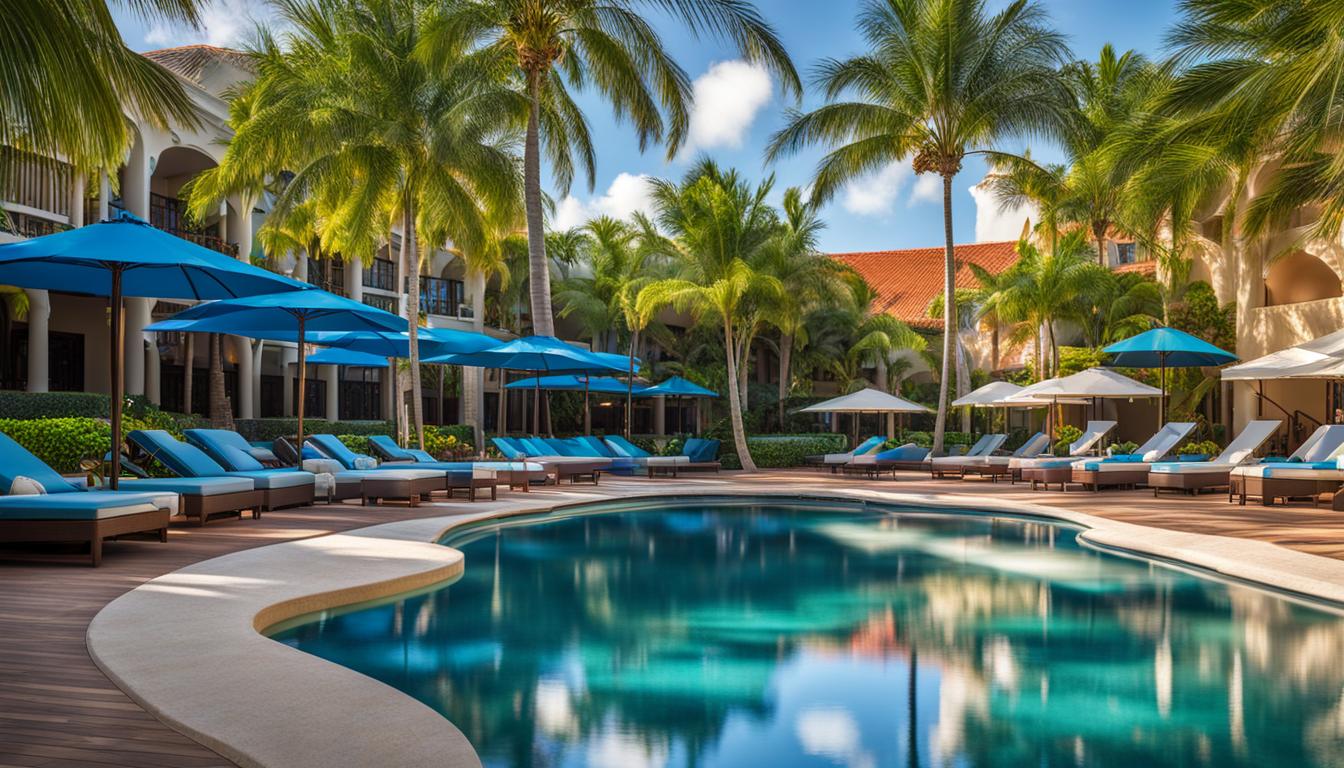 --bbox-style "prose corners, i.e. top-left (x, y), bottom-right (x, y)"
top-left (0, 390), bottom-right (111, 419)
top-left (719, 434), bottom-right (847, 470)
top-left (335, 434), bottom-right (371, 456)
top-left (1054, 425), bottom-right (1083, 455)
top-left (1179, 439), bottom-right (1220, 457)
top-left (0, 417), bottom-right (110, 473)
top-left (235, 418), bottom-right (394, 441)
top-left (1108, 440), bottom-right (1140, 455)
